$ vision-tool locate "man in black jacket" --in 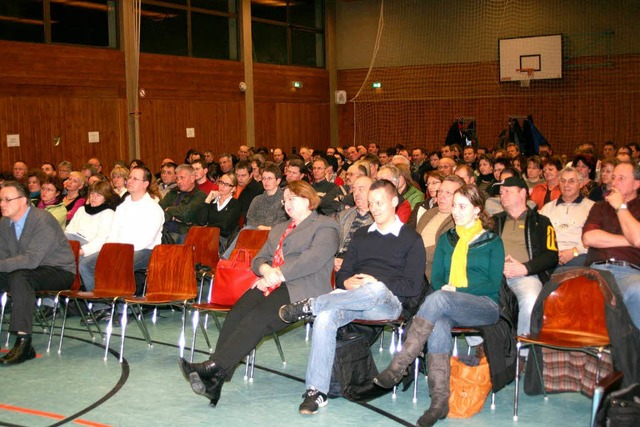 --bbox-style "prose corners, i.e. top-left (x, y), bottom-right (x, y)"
top-left (492, 176), bottom-right (558, 336)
